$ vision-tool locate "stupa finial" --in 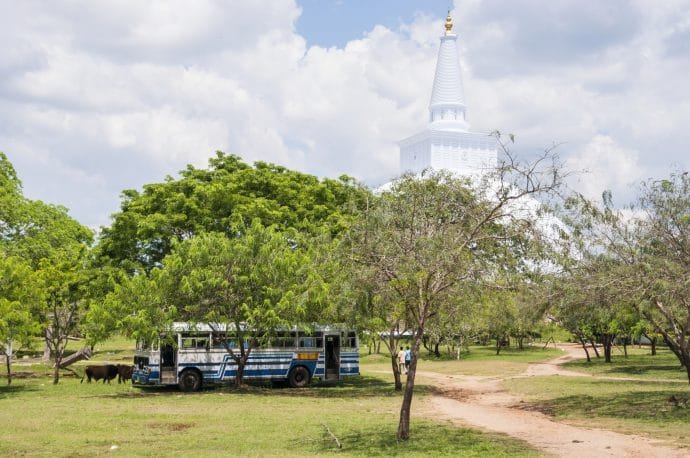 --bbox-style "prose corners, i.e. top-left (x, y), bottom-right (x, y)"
top-left (444, 10), bottom-right (453, 35)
